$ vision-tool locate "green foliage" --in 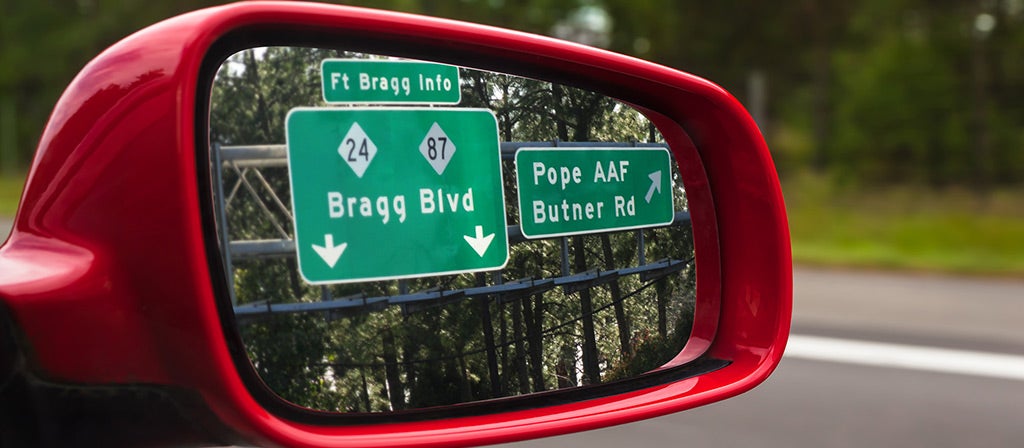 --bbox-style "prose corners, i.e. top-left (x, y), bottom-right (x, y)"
top-left (0, 174), bottom-right (25, 216)
top-left (6, 0), bottom-right (1024, 188)
top-left (831, 34), bottom-right (969, 185)
top-left (212, 47), bottom-right (346, 145)
top-left (786, 173), bottom-right (1024, 275)
top-left (0, 0), bottom-right (221, 172)
top-left (604, 299), bottom-right (694, 382)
